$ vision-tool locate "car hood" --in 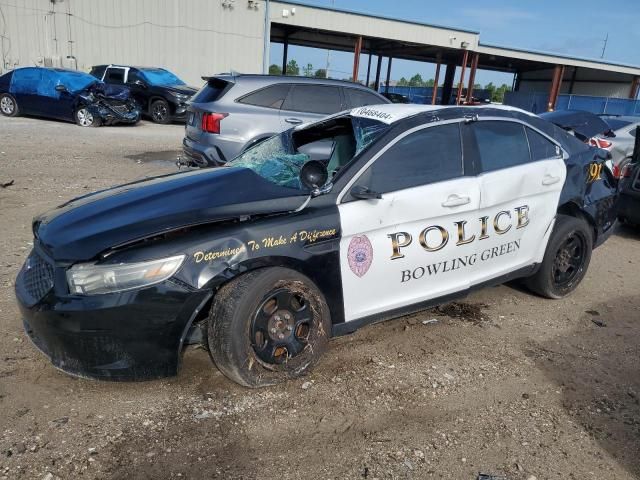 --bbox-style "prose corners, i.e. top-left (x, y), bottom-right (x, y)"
top-left (164, 85), bottom-right (198, 96)
top-left (89, 83), bottom-right (132, 101)
top-left (34, 167), bottom-right (308, 262)
top-left (540, 110), bottom-right (611, 140)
